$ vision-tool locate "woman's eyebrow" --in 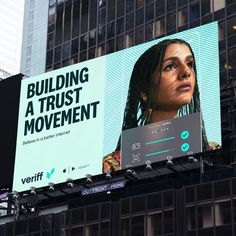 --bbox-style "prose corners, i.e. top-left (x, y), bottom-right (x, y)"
top-left (163, 55), bottom-right (193, 63)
